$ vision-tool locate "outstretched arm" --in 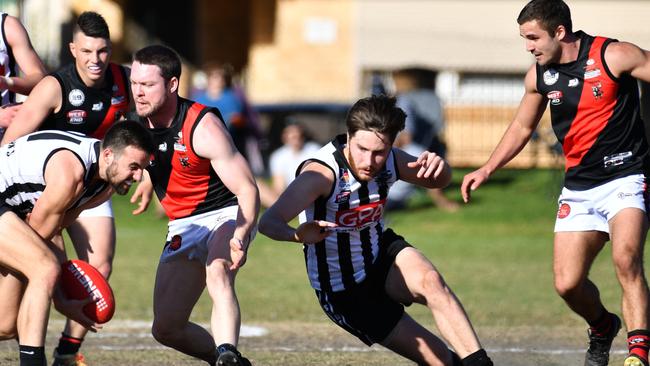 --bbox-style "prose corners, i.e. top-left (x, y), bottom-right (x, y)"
top-left (461, 64), bottom-right (547, 203)
top-left (259, 161), bottom-right (337, 244)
